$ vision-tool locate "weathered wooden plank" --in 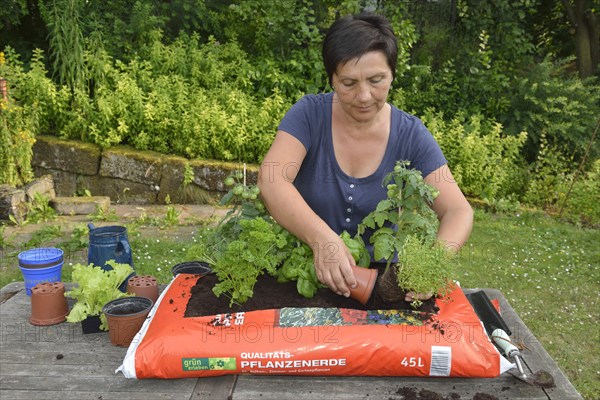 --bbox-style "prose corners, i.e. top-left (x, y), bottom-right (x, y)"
top-left (1, 349), bottom-right (125, 366)
top-left (0, 305), bottom-right (33, 316)
top-left (0, 390), bottom-right (192, 400)
top-left (232, 375), bottom-right (547, 400)
top-left (2, 361), bottom-right (123, 377)
top-left (1, 360), bottom-right (237, 400)
top-left (0, 334), bottom-right (125, 352)
top-left (1, 316), bottom-right (126, 348)
top-left (1, 296), bottom-right (40, 311)
top-left (0, 282), bottom-right (24, 296)
top-left (191, 375), bottom-right (237, 399)
top-left (0, 292), bottom-right (32, 307)
top-left (0, 374), bottom-right (195, 393)
top-left (0, 282), bottom-right (24, 305)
